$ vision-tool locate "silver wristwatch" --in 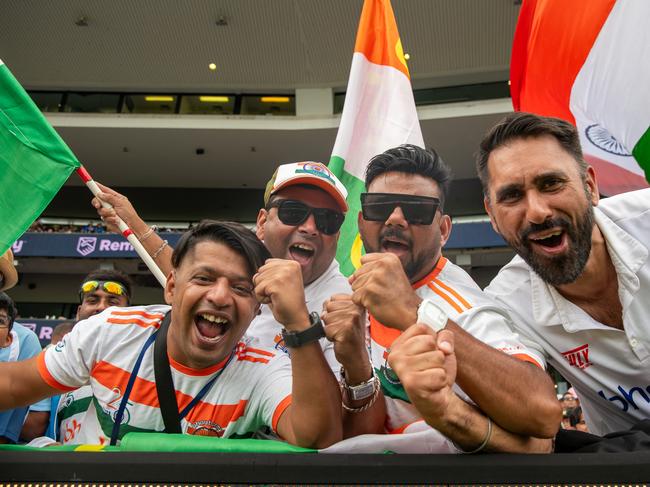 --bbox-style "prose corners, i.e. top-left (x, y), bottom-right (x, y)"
top-left (340, 367), bottom-right (378, 401)
top-left (417, 299), bottom-right (448, 332)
